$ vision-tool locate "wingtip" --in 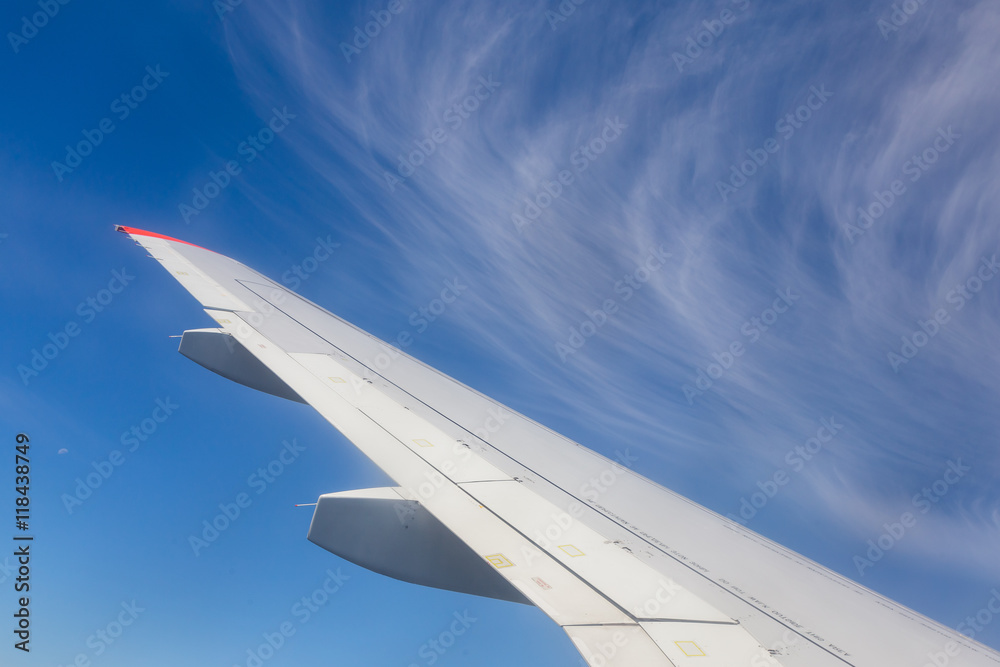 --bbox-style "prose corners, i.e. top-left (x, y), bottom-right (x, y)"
top-left (115, 225), bottom-right (209, 251)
